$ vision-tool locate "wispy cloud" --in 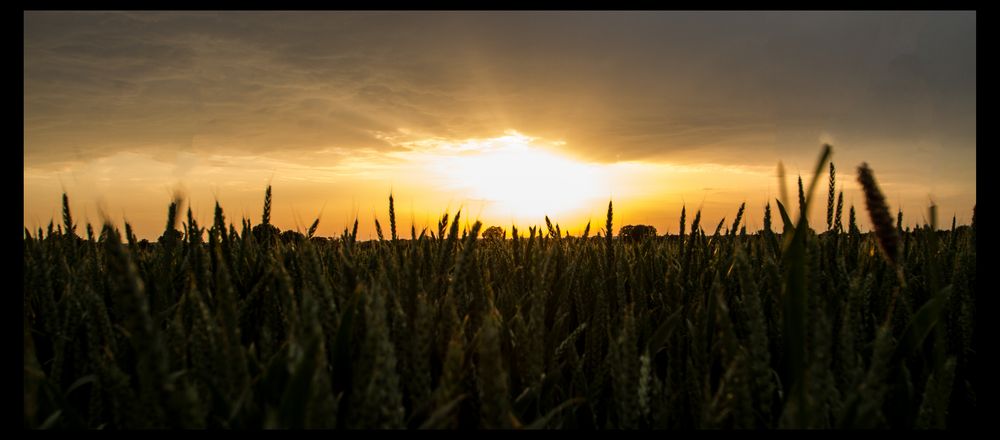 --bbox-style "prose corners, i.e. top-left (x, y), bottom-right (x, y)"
top-left (24, 11), bottom-right (976, 237)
